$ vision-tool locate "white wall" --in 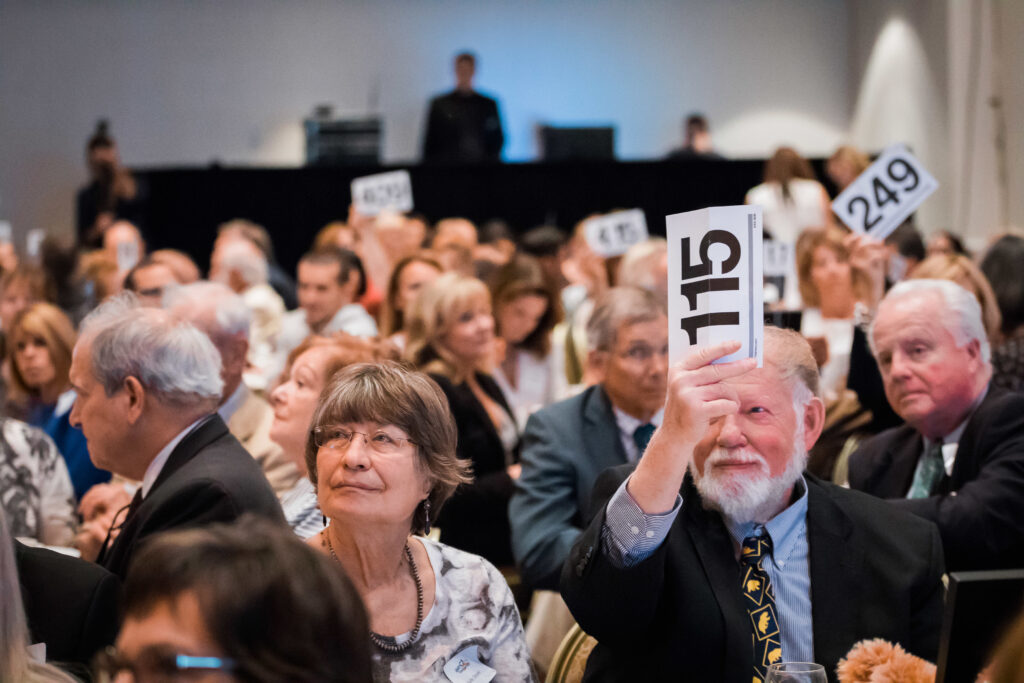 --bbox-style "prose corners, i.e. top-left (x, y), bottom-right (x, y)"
top-left (0, 0), bottom-right (851, 240)
top-left (847, 0), bottom-right (950, 238)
